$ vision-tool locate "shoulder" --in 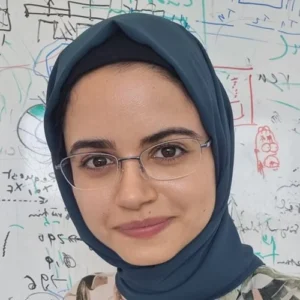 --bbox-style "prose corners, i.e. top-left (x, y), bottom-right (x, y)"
top-left (222, 266), bottom-right (300, 300)
top-left (63, 272), bottom-right (125, 300)
top-left (63, 267), bottom-right (300, 300)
